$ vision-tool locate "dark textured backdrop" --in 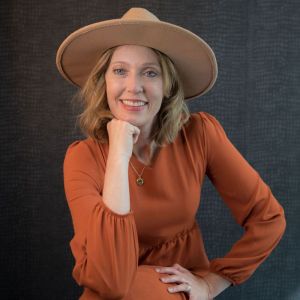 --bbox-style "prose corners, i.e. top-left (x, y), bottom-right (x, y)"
top-left (1, 1), bottom-right (299, 299)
